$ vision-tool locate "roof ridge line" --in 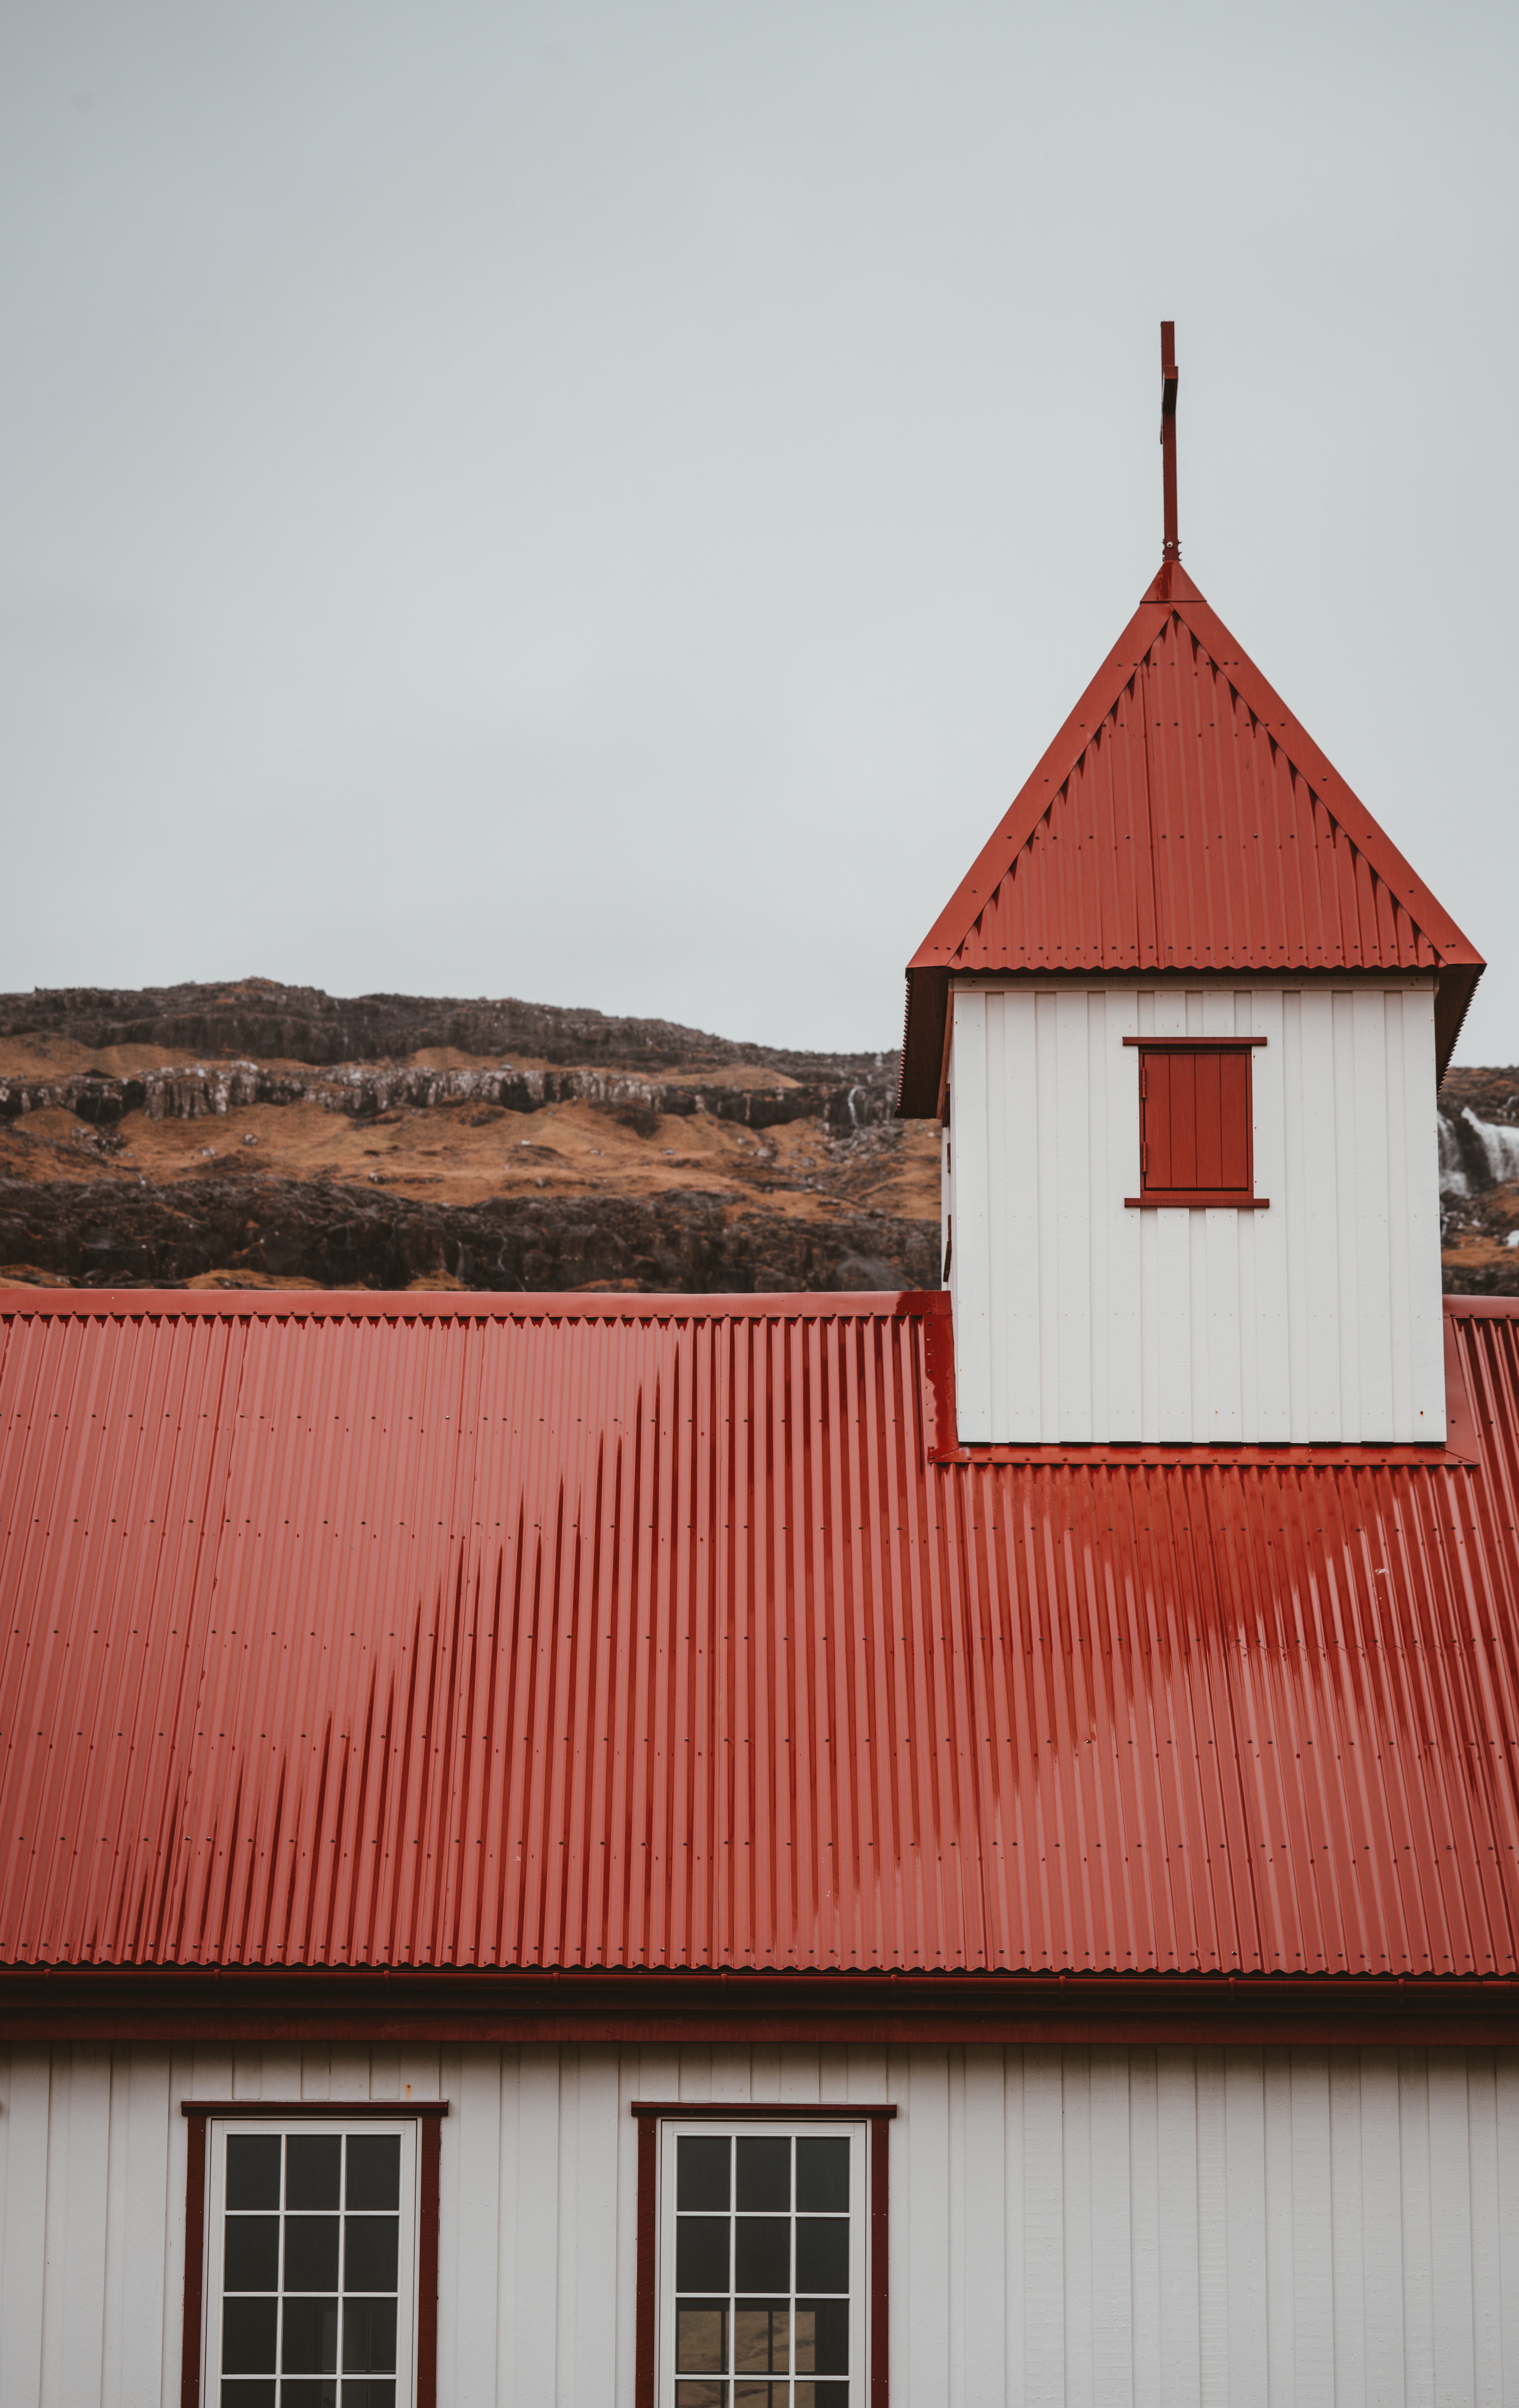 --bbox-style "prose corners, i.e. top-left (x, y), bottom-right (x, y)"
top-left (907, 594), bottom-right (1176, 970)
top-left (1169, 588), bottom-right (1482, 968)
